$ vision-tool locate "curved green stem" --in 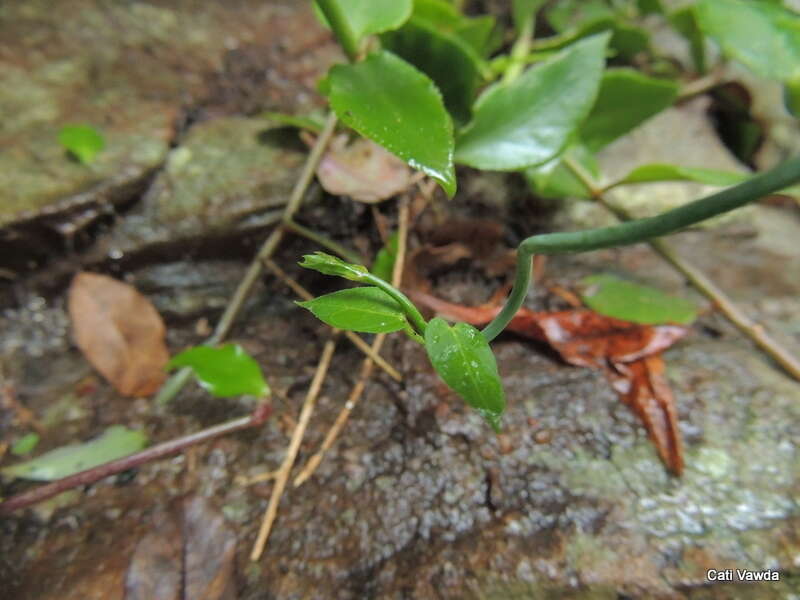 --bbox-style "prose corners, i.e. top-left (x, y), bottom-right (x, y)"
top-left (482, 154), bottom-right (800, 341)
top-left (361, 273), bottom-right (428, 337)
